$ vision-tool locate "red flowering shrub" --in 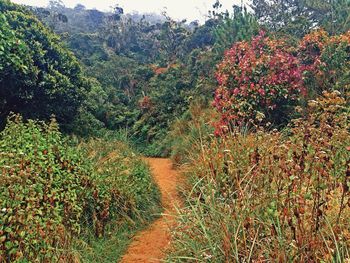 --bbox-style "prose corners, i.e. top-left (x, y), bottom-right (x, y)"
top-left (213, 30), bottom-right (350, 133)
top-left (300, 30), bottom-right (350, 98)
top-left (213, 31), bottom-right (305, 132)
